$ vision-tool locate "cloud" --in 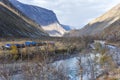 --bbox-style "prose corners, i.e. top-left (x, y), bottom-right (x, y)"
top-left (18, 0), bottom-right (120, 29)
